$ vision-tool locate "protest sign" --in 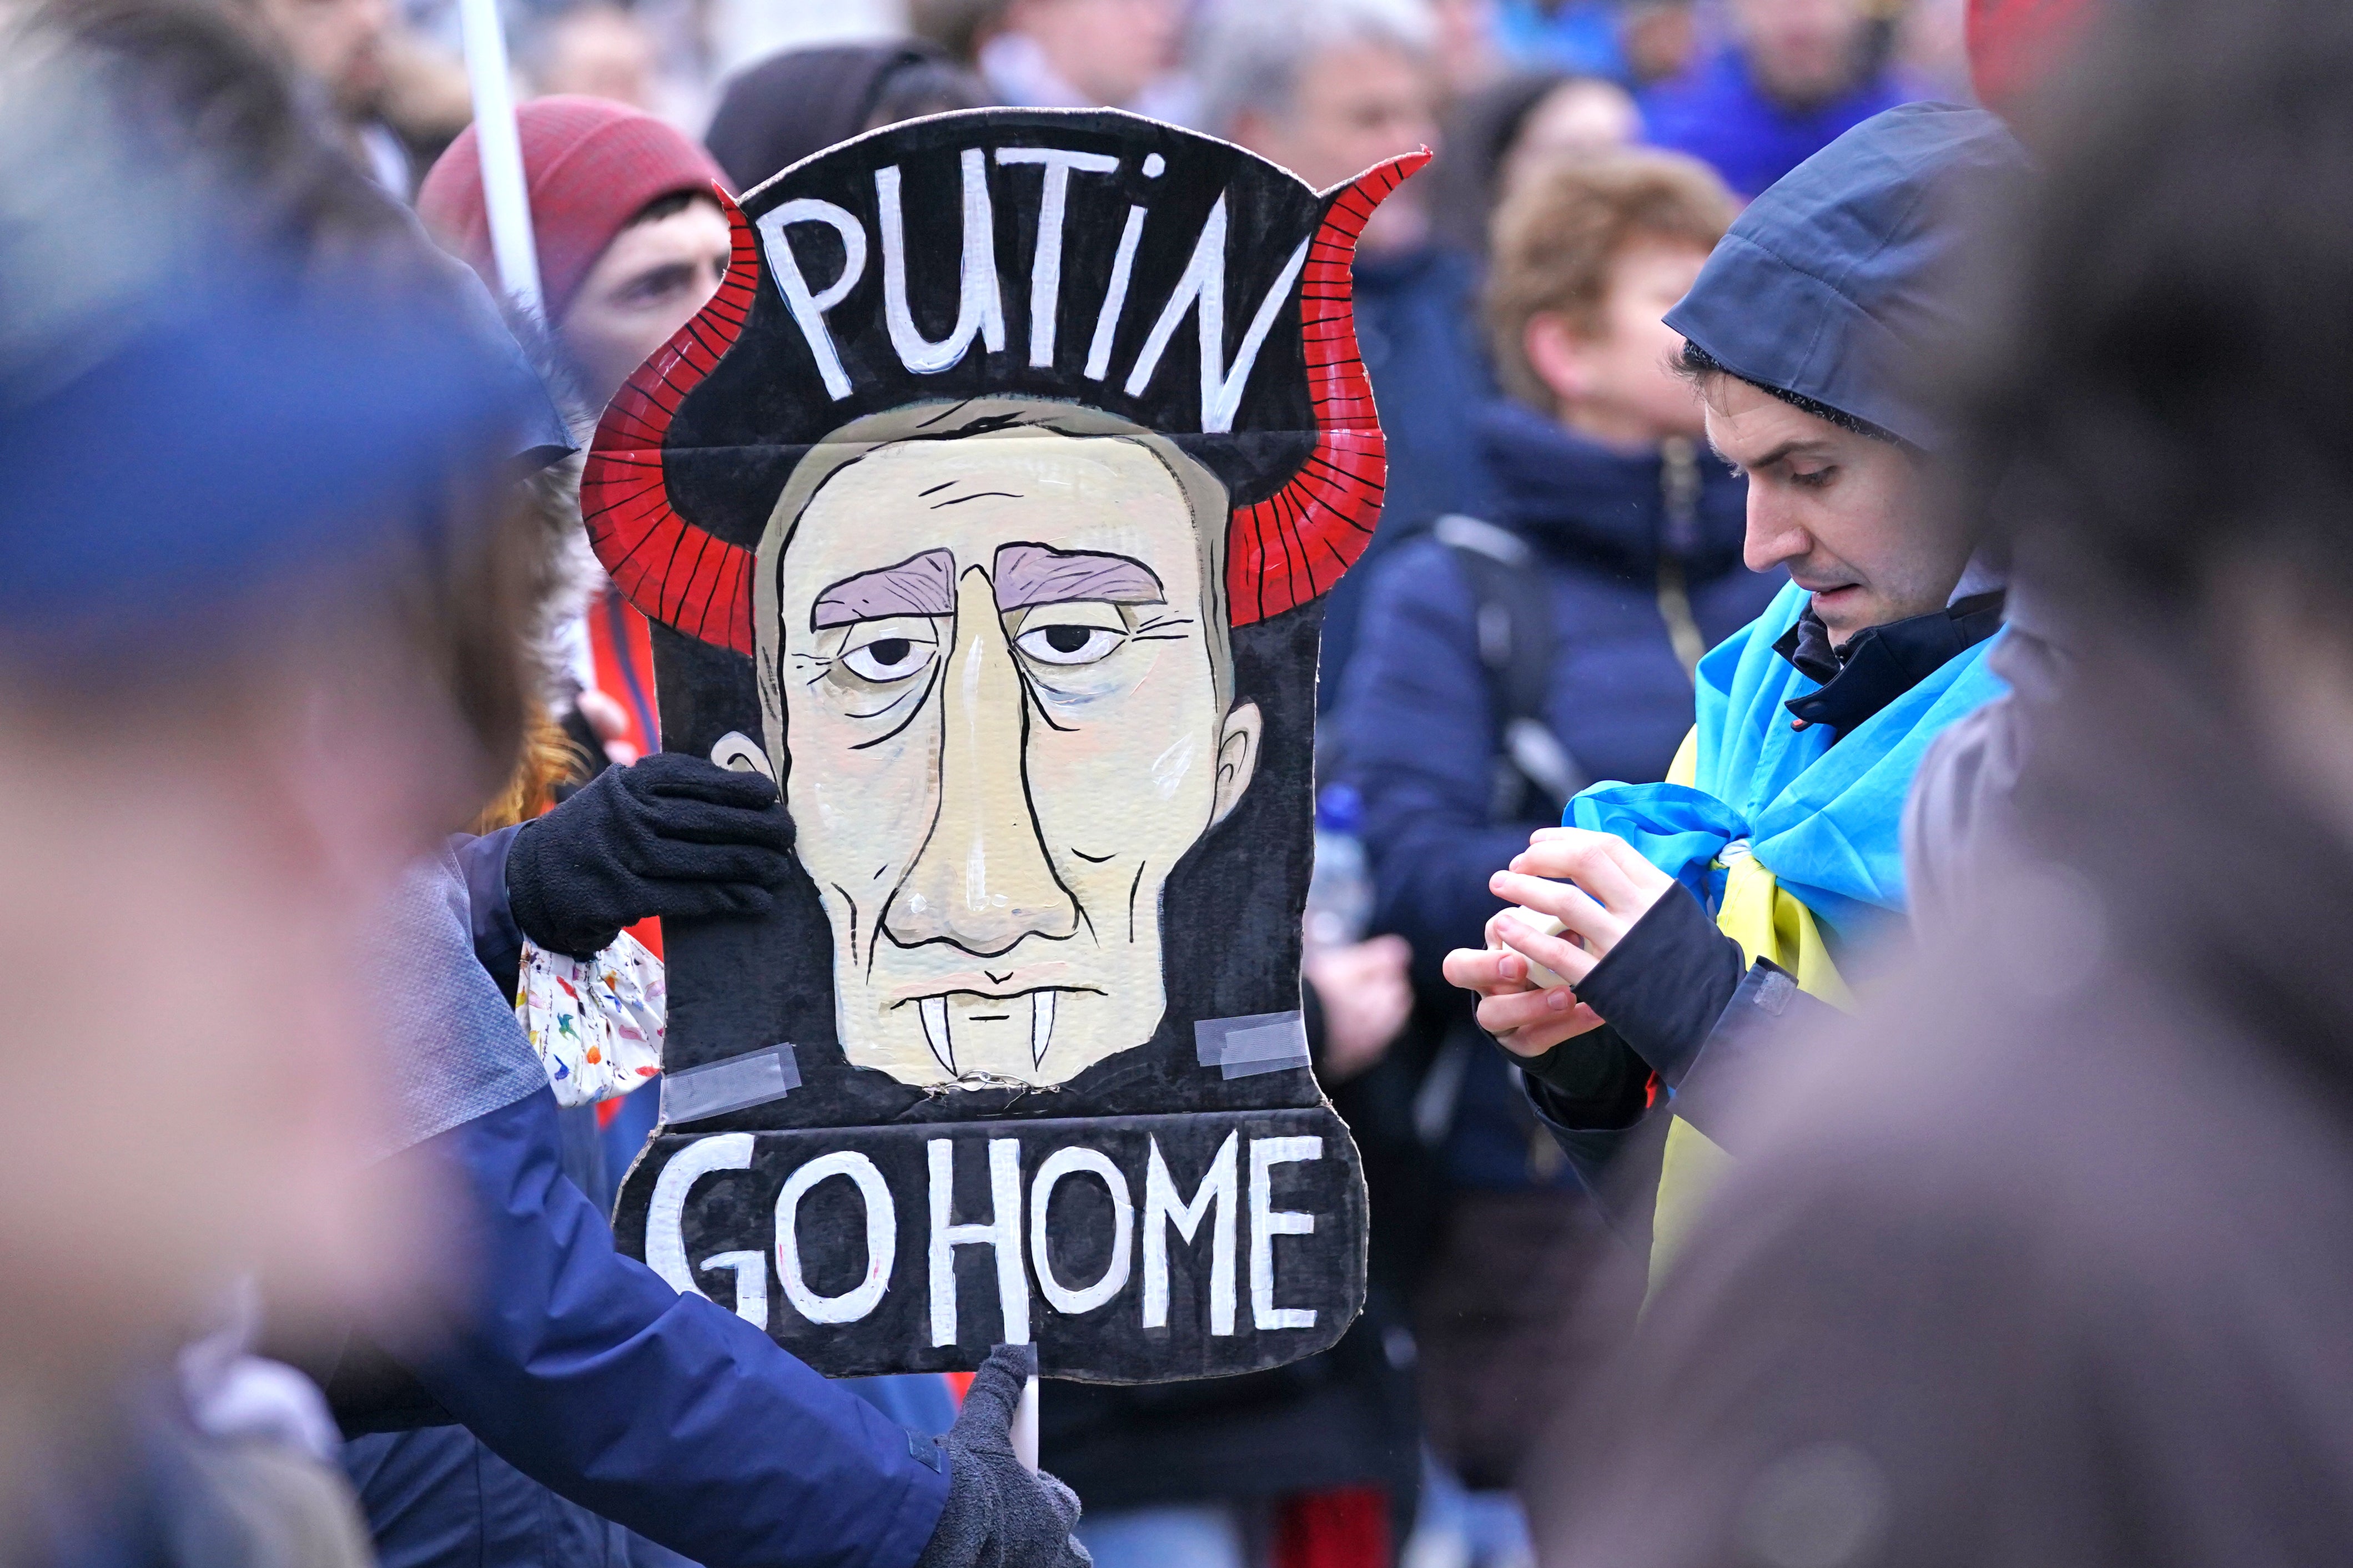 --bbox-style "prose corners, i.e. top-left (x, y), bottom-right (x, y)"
top-left (585, 108), bottom-right (1422, 1380)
